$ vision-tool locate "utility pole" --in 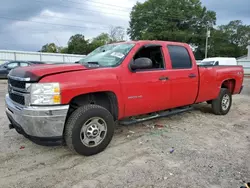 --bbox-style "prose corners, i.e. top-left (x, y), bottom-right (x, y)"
top-left (247, 40), bottom-right (250, 59)
top-left (205, 25), bottom-right (211, 59)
